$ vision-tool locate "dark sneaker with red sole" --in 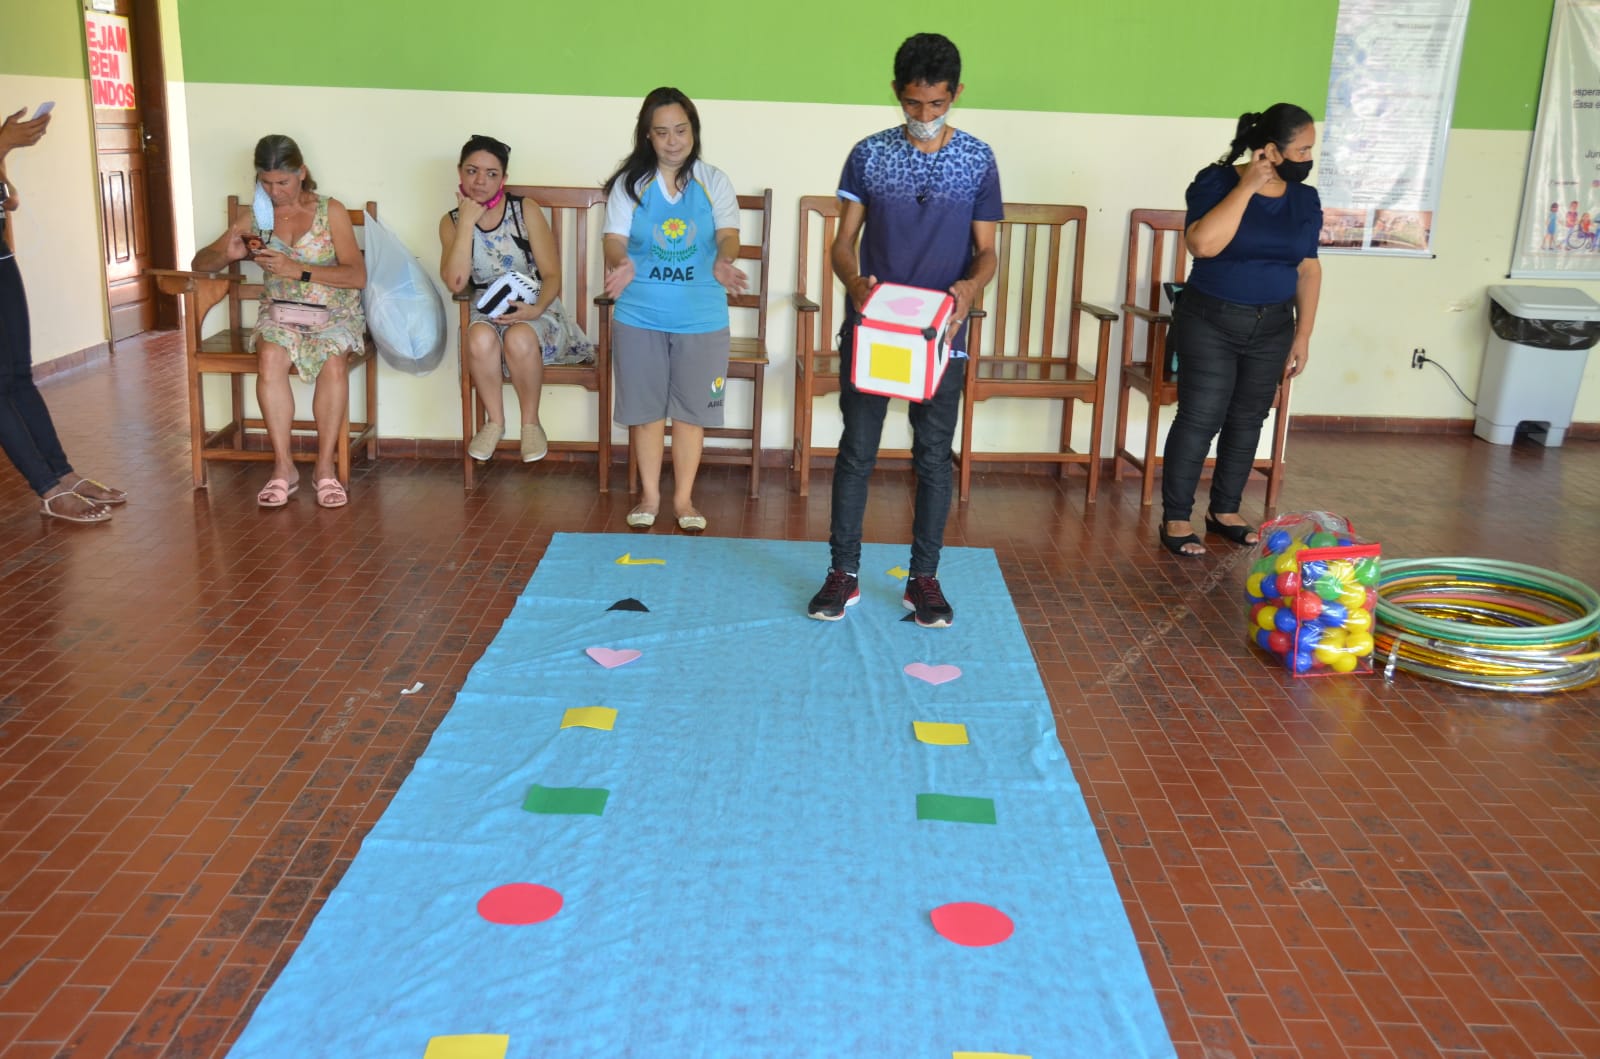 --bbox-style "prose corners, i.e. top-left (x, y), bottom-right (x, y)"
top-left (807, 569), bottom-right (860, 620)
top-left (902, 574), bottom-right (954, 628)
